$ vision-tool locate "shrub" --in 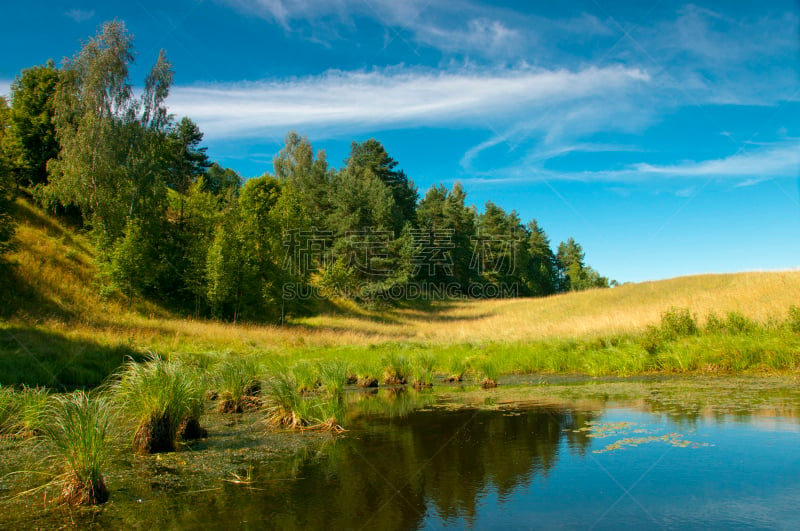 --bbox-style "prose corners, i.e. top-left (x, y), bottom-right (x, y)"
top-left (659, 307), bottom-right (698, 340)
